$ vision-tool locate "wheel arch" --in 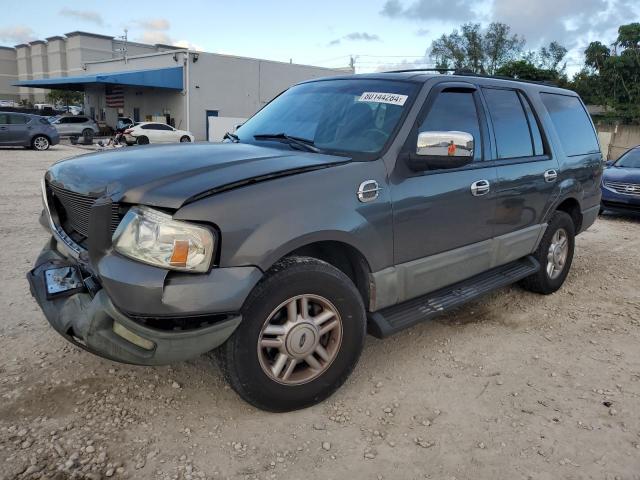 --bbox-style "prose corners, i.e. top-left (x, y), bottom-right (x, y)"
top-left (276, 238), bottom-right (372, 310)
top-left (554, 196), bottom-right (582, 233)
